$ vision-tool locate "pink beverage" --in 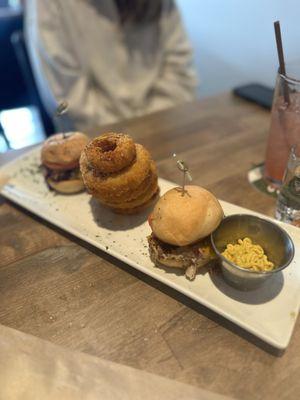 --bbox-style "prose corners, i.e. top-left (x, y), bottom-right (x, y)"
top-left (264, 70), bottom-right (300, 184)
top-left (265, 94), bottom-right (300, 183)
